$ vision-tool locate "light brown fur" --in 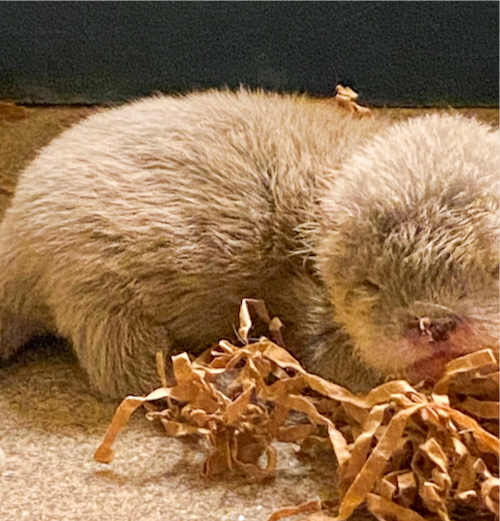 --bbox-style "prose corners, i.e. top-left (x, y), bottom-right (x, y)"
top-left (315, 114), bottom-right (499, 381)
top-left (0, 90), bottom-right (497, 398)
